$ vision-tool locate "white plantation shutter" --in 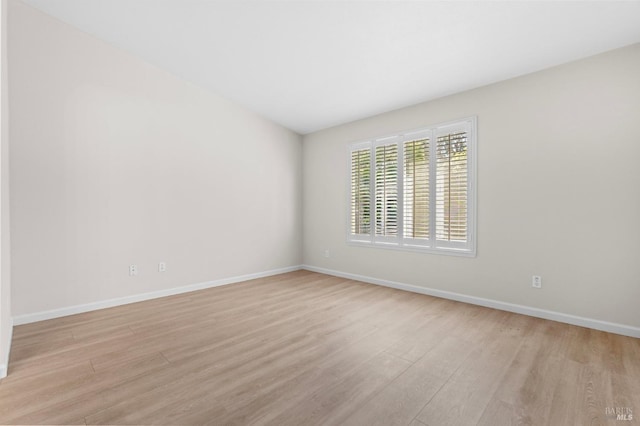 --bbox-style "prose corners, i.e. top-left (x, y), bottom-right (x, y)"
top-left (349, 144), bottom-right (372, 239)
top-left (435, 122), bottom-right (474, 250)
top-left (347, 117), bottom-right (475, 255)
top-left (436, 132), bottom-right (467, 241)
top-left (403, 136), bottom-right (430, 241)
top-left (374, 142), bottom-right (399, 240)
